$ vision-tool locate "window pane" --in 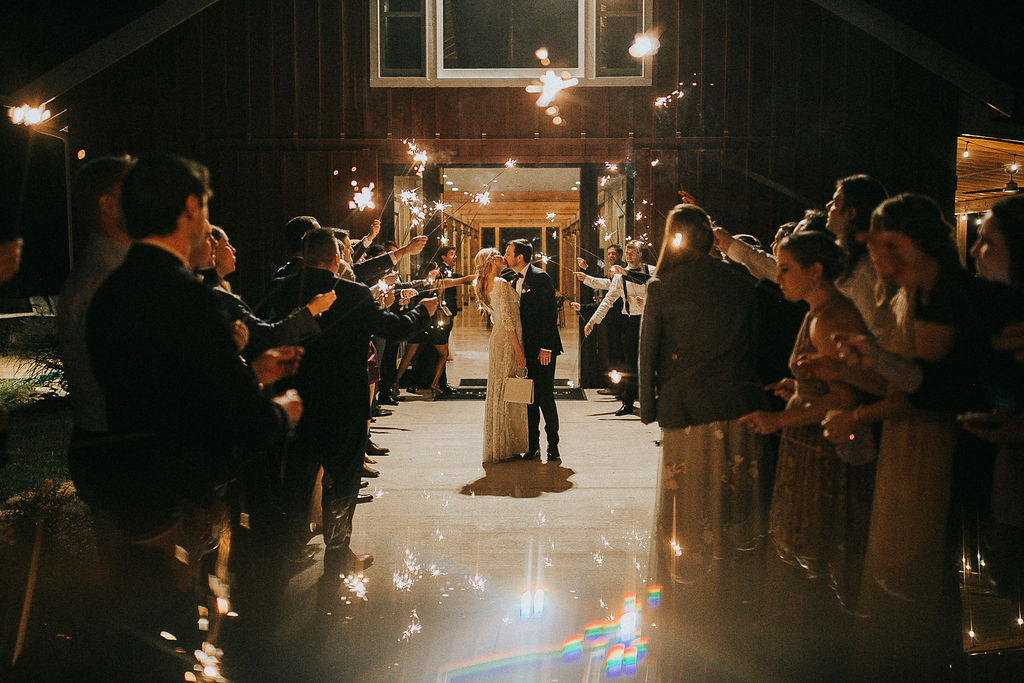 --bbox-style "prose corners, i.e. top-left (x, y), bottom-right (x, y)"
top-left (599, 14), bottom-right (641, 75)
top-left (442, 0), bottom-right (578, 70)
top-left (385, 0), bottom-right (421, 12)
top-left (384, 16), bottom-right (424, 73)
